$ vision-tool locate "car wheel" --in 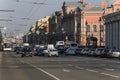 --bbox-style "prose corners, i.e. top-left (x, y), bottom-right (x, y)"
top-left (118, 55), bottom-right (120, 60)
top-left (56, 54), bottom-right (59, 57)
top-left (48, 54), bottom-right (51, 57)
top-left (21, 54), bottom-right (24, 57)
top-left (30, 54), bottom-right (32, 57)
